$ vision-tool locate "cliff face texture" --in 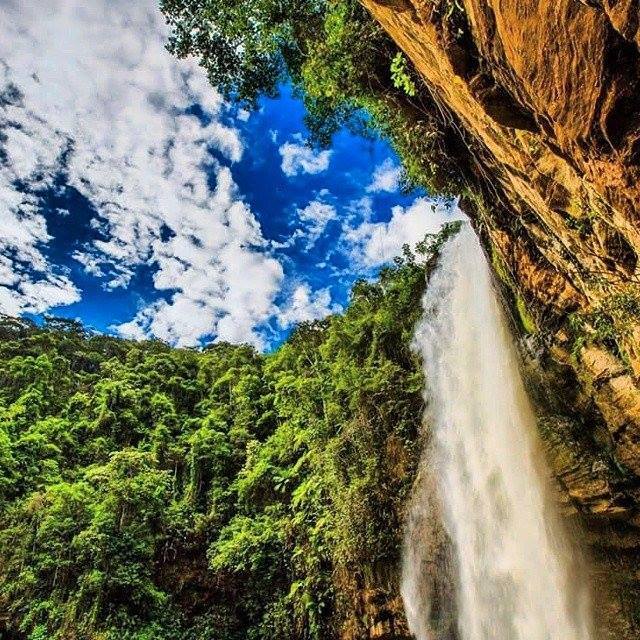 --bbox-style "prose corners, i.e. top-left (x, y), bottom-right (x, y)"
top-left (358, 0), bottom-right (640, 637)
